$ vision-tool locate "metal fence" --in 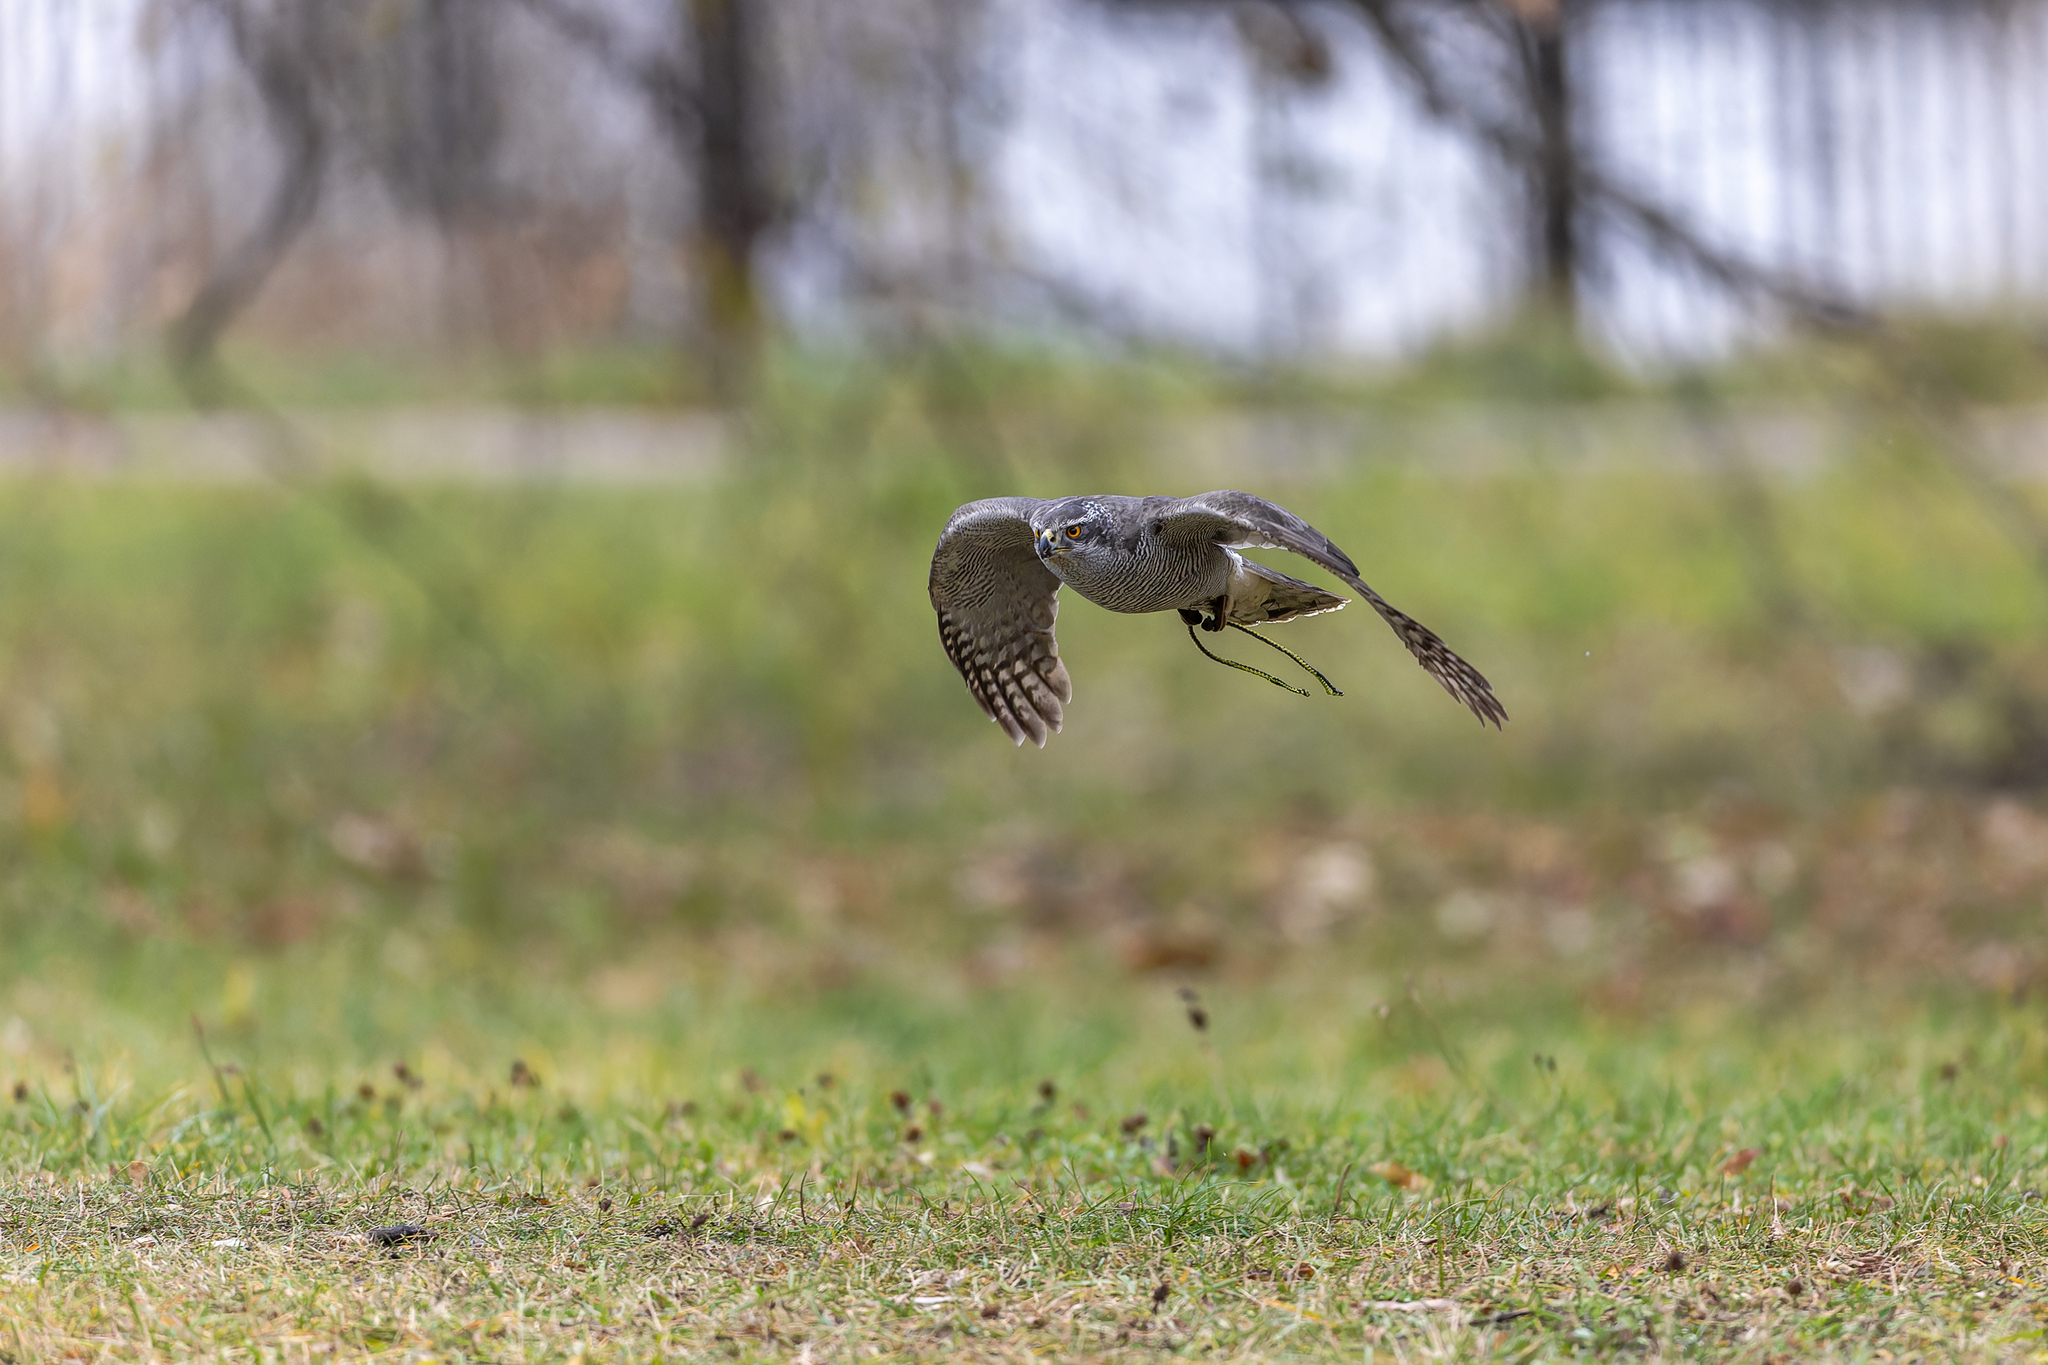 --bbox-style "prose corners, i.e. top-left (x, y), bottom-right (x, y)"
top-left (3, 0), bottom-right (2045, 371)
